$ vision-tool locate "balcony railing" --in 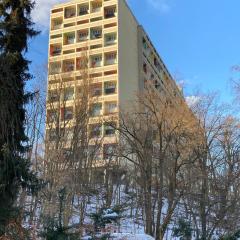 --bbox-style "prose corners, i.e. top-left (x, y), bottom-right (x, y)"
top-left (104, 9), bottom-right (116, 19)
top-left (105, 38), bottom-right (116, 46)
top-left (91, 60), bottom-right (102, 68)
top-left (105, 58), bottom-right (117, 65)
top-left (104, 87), bottom-right (116, 95)
top-left (63, 64), bottom-right (74, 72)
top-left (52, 24), bottom-right (62, 30)
top-left (91, 31), bottom-right (102, 39)
top-left (51, 48), bottom-right (61, 56)
top-left (78, 6), bottom-right (89, 16)
top-left (65, 10), bottom-right (76, 18)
